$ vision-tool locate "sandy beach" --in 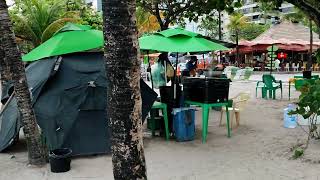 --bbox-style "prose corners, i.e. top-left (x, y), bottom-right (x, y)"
top-left (1, 73), bottom-right (320, 180)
